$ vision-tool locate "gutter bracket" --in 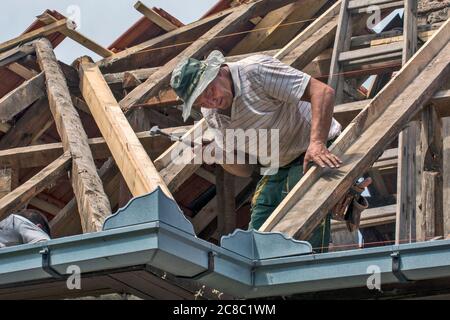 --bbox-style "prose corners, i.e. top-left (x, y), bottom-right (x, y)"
top-left (391, 251), bottom-right (412, 283)
top-left (39, 247), bottom-right (65, 280)
top-left (176, 251), bottom-right (215, 281)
